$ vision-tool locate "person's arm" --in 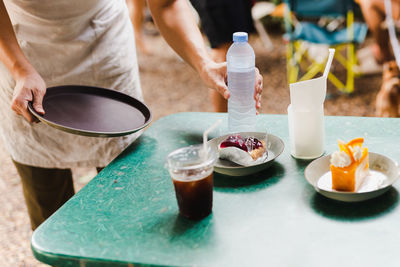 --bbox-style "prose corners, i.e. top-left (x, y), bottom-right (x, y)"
top-left (147, 0), bottom-right (263, 110)
top-left (0, 1), bottom-right (46, 122)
